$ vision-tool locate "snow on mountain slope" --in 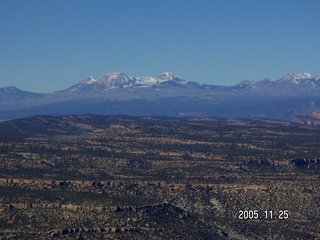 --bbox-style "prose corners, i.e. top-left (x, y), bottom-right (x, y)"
top-left (136, 72), bottom-right (187, 85)
top-left (3, 71), bottom-right (320, 97)
top-left (277, 72), bottom-right (320, 84)
top-left (63, 72), bottom-right (201, 93)
top-left (1, 71), bottom-right (320, 121)
top-left (235, 72), bottom-right (320, 91)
